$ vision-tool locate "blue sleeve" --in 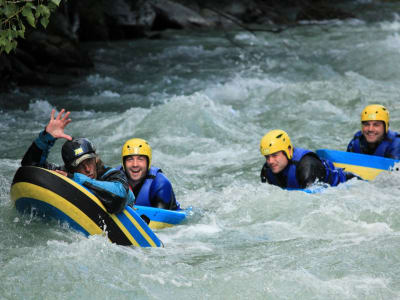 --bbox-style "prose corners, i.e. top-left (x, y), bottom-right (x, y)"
top-left (346, 140), bottom-right (353, 152)
top-left (126, 190), bottom-right (135, 207)
top-left (347, 135), bottom-right (357, 152)
top-left (73, 173), bottom-right (128, 198)
top-left (151, 173), bottom-right (180, 210)
top-left (322, 160), bottom-right (349, 187)
top-left (347, 131), bottom-right (363, 153)
top-left (73, 168), bottom-right (133, 214)
top-left (21, 130), bottom-right (58, 168)
top-left (113, 165), bottom-right (134, 206)
top-left (386, 137), bottom-right (400, 160)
